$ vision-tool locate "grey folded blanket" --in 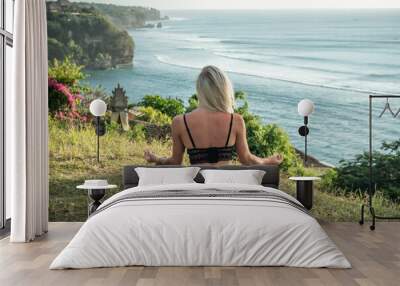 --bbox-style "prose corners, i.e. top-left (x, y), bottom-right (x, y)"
top-left (91, 189), bottom-right (309, 218)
